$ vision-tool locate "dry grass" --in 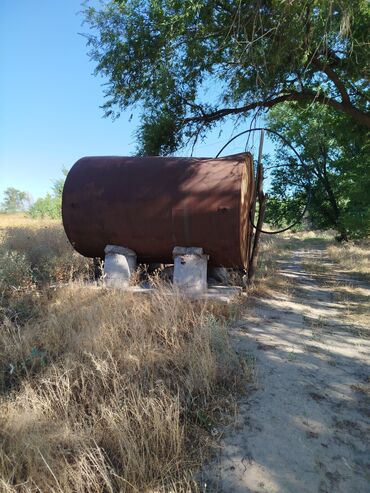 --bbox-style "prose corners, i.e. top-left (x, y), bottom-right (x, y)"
top-left (256, 230), bottom-right (370, 338)
top-left (7, 217), bottom-right (364, 491)
top-left (284, 231), bottom-right (370, 338)
top-left (250, 236), bottom-right (294, 297)
top-left (326, 240), bottom-right (370, 281)
top-left (0, 214), bottom-right (250, 492)
top-left (0, 285), bottom-right (247, 492)
top-left (328, 282), bottom-right (370, 338)
top-left (0, 213), bottom-right (38, 231)
top-left (0, 214), bottom-right (91, 295)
